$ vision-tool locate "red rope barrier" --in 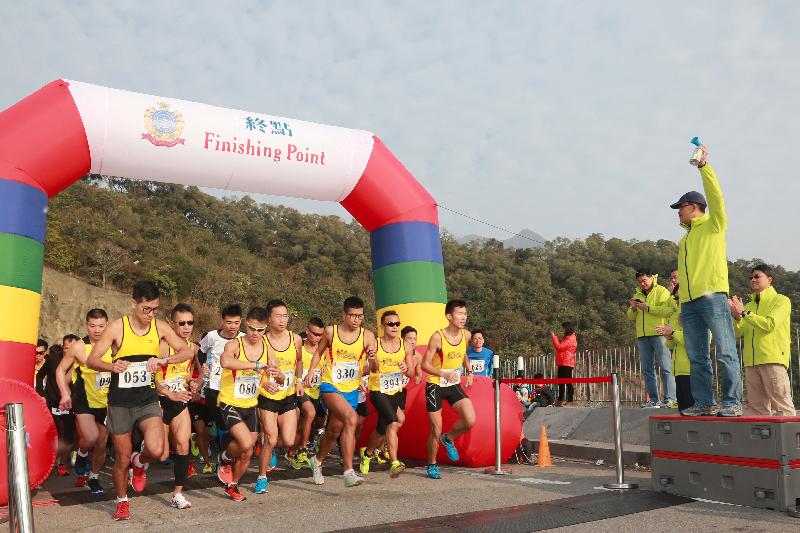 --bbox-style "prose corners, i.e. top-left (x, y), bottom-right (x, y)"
top-left (500, 376), bottom-right (612, 385)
